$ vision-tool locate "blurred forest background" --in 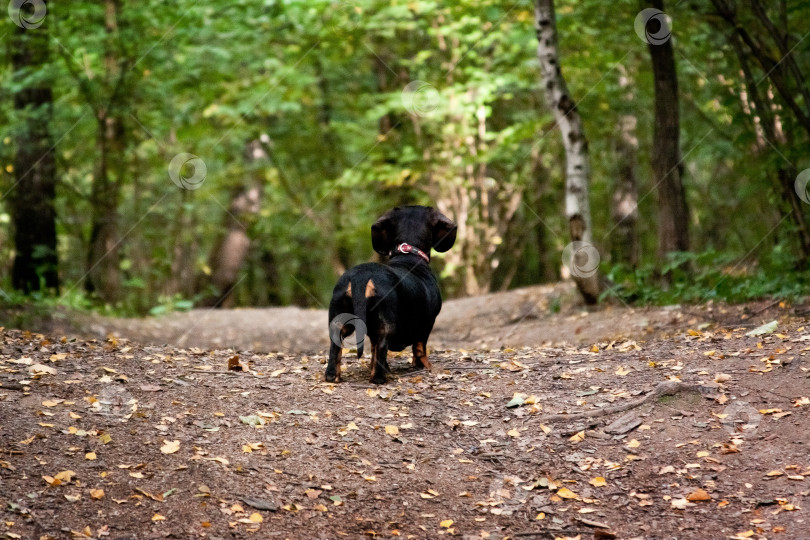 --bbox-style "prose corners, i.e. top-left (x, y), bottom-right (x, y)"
top-left (1, 0), bottom-right (809, 316)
